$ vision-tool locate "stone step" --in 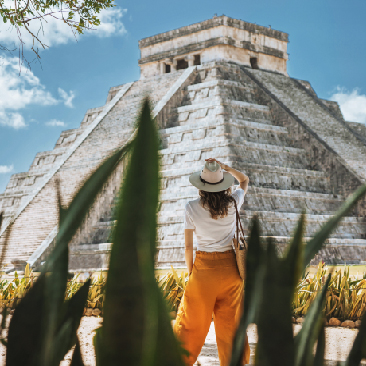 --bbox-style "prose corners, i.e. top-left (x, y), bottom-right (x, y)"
top-left (160, 119), bottom-right (290, 150)
top-left (159, 187), bottom-right (343, 215)
top-left (54, 128), bottom-right (86, 148)
top-left (246, 68), bottom-right (366, 181)
top-left (177, 98), bottom-right (272, 127)
top-left (177, 98), bottom-right (269, 113)
top-left (156, 211), bottom-right (365, 240)
top-left (187, 79), bottom-right (254, 93)
top-left (155, 236), bottom-right (366, 267)
top-left (156, 237), bottom-right (366, 248)
top-left (160, 118), bottom-right (286, 137)
top-left (161, 162), bottom-right (331, 193)
top-left (184, 79), bottom-right (257, 105)
top-left (160, 137), bottom-right (307, 170)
